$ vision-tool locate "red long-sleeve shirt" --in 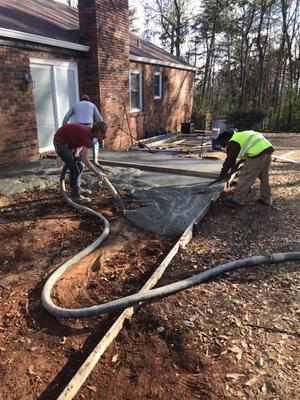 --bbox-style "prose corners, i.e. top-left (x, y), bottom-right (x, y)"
top-left (54, 124), bottom-right (93, 149)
